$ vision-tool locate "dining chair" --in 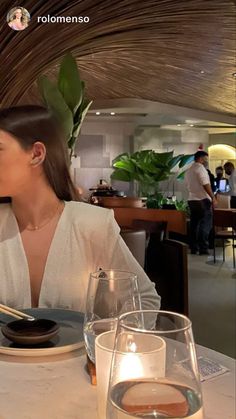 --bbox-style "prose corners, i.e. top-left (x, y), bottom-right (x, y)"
top-left (132, 219), bottom-right (167, 240)
top-left (213, 209), bottom-right (235, 268)
top-left (232, 211), bottom-right (236, 268)
top-left (131, 219), bottom-right (167, 270)
top-left (216, 194), bottom-right (231, 209)
top-left (120, 228), bottom-right (146, 268)
top-left (145, 238), bottom-right (189, 316)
